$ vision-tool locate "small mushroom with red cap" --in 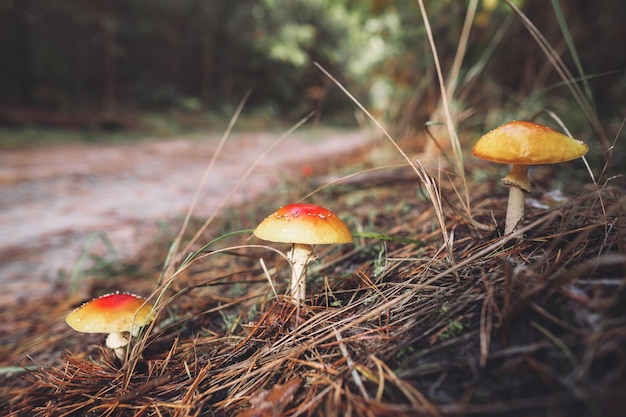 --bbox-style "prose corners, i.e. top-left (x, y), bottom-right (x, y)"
top-left (472, 120), bottom-right (588, 235)
top-left (254, 203), bottom-right (352, 304)
top-left (66, 292), bottom-right (155, 360)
